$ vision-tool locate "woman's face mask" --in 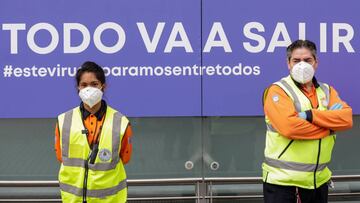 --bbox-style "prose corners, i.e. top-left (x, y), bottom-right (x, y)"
top-left (79, 86), bottom-right (103, 108)
top-left (290, 61), bottom-right (315, 84)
